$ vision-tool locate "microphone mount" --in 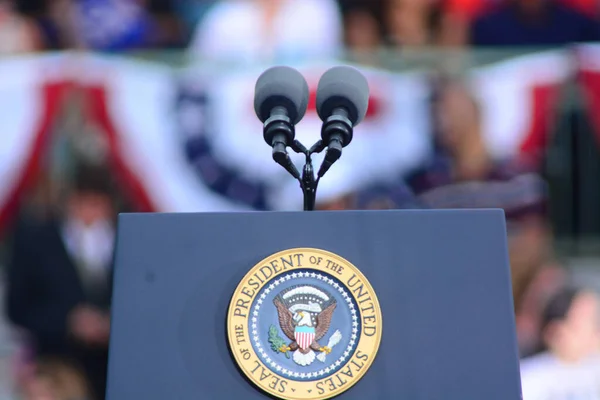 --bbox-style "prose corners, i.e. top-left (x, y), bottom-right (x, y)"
top-left (262, 109), bottom-right (354, 212)
top-left (318, 108), bottom-right (353, 179)
top-left (263, 109), bottom-right (341, 211)
top-left (270, 137), bottom-right (342, 212)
